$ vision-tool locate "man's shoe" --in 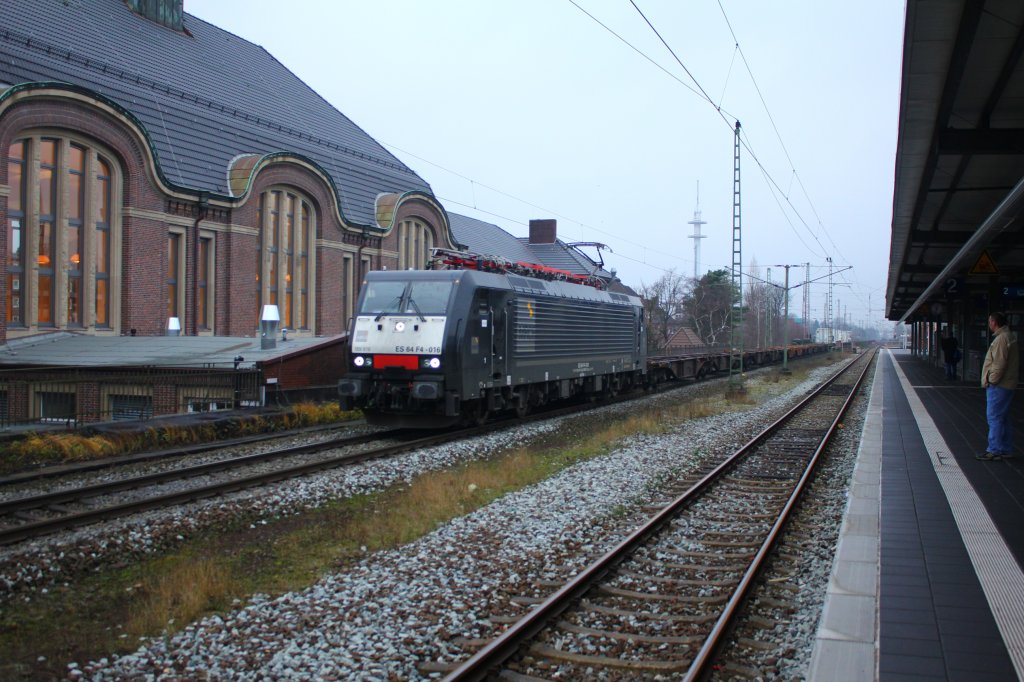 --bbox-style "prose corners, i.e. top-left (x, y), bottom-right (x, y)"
top-left (976, 452), bottom-right (1003, 461)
